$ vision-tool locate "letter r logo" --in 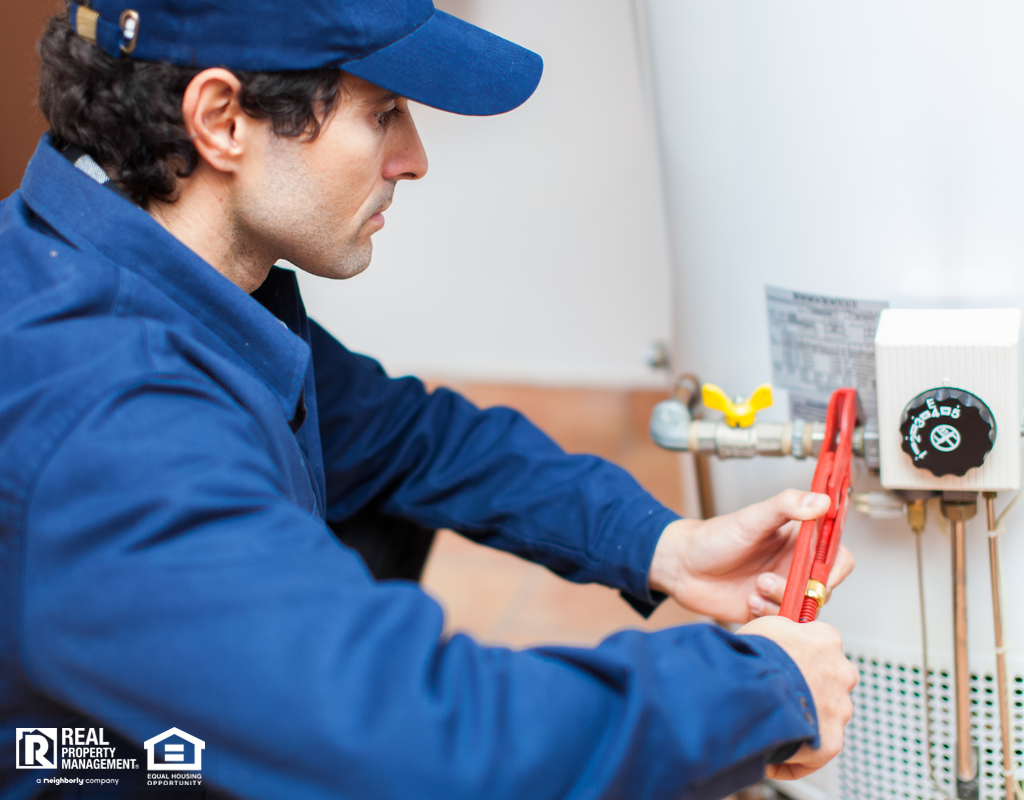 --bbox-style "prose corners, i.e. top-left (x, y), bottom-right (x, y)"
top-left (16, 728), bottom-right (58, 769)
